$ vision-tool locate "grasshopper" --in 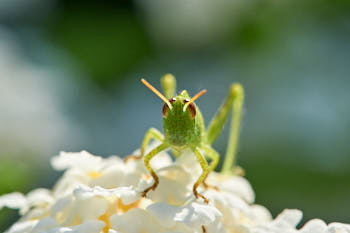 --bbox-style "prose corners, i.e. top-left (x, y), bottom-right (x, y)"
top-left (126, 74), bottom-right (244, 203)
